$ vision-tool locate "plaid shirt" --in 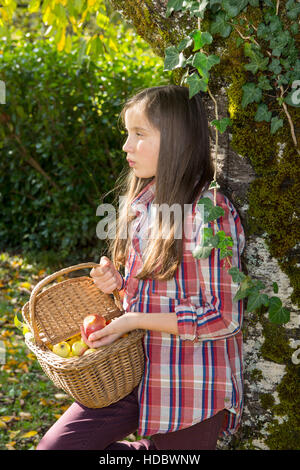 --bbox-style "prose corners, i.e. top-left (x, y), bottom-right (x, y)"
top-left (120, 179), bottom-right (245, 437)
